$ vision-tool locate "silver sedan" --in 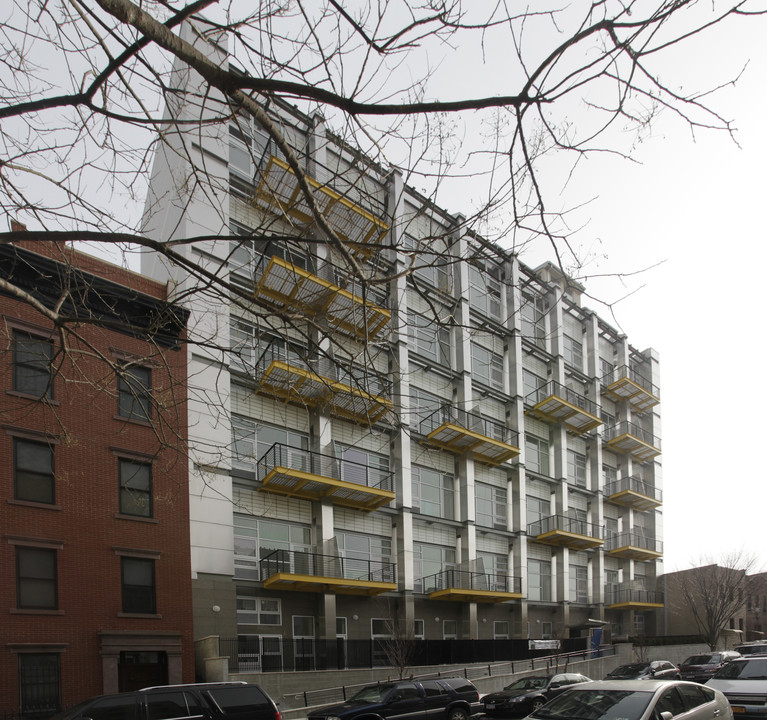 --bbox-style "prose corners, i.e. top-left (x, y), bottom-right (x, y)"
top-left (522, 679), bottom-right (732, 720)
